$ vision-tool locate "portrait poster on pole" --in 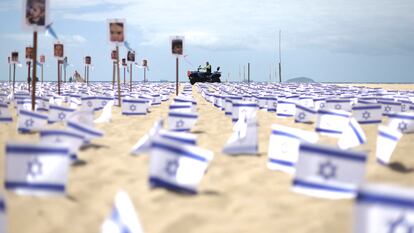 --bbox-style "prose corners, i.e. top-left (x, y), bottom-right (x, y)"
top-left (171, 36), bottom-right (184, 56)
top-left (22, 0), bottom-right (49, 32)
